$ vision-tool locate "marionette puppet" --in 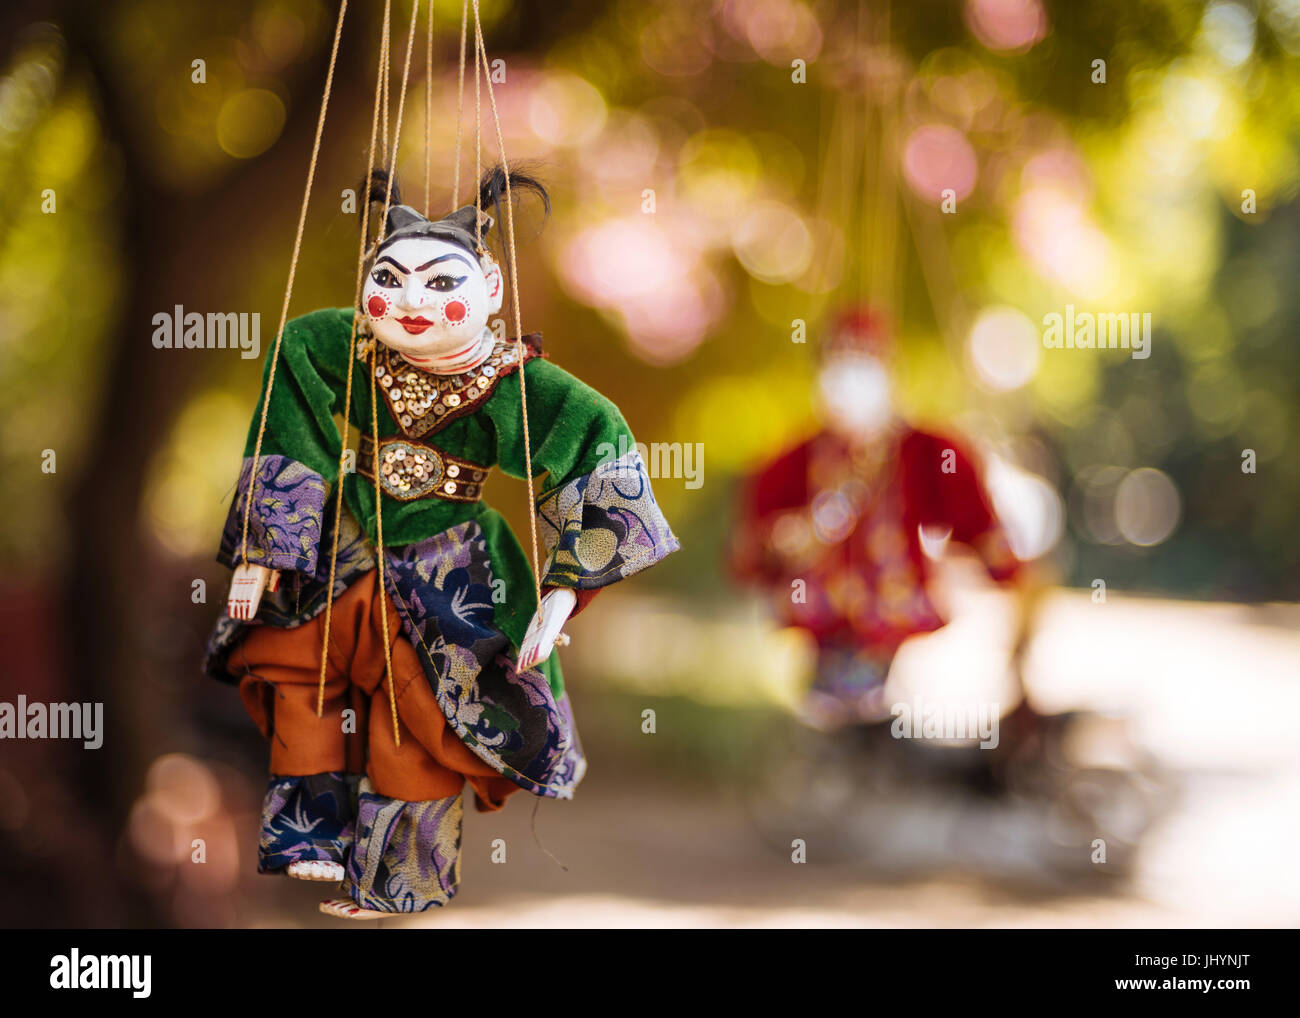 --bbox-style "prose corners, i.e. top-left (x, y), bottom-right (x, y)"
top-left (203, 164), bottom-right (679, 919)
top-left (731, 308), bottom-right (1018, 730)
